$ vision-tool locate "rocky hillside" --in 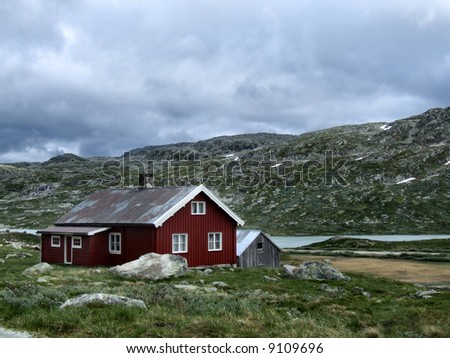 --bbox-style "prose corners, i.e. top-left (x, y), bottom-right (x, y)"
top-left (0, 107), bottom-right (449, 235)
